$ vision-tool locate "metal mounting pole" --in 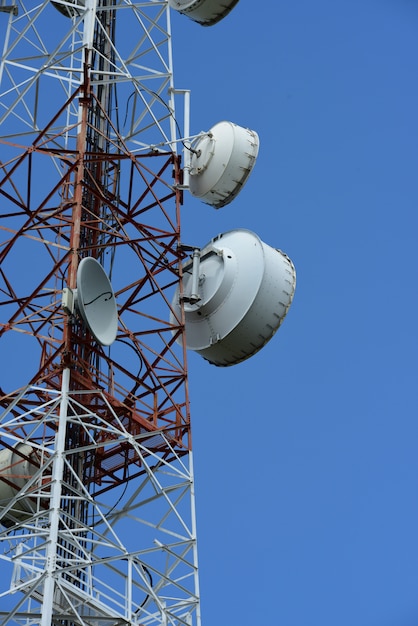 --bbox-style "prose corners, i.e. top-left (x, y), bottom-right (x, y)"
top-left (41, 367), bottom-right (70, 626)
